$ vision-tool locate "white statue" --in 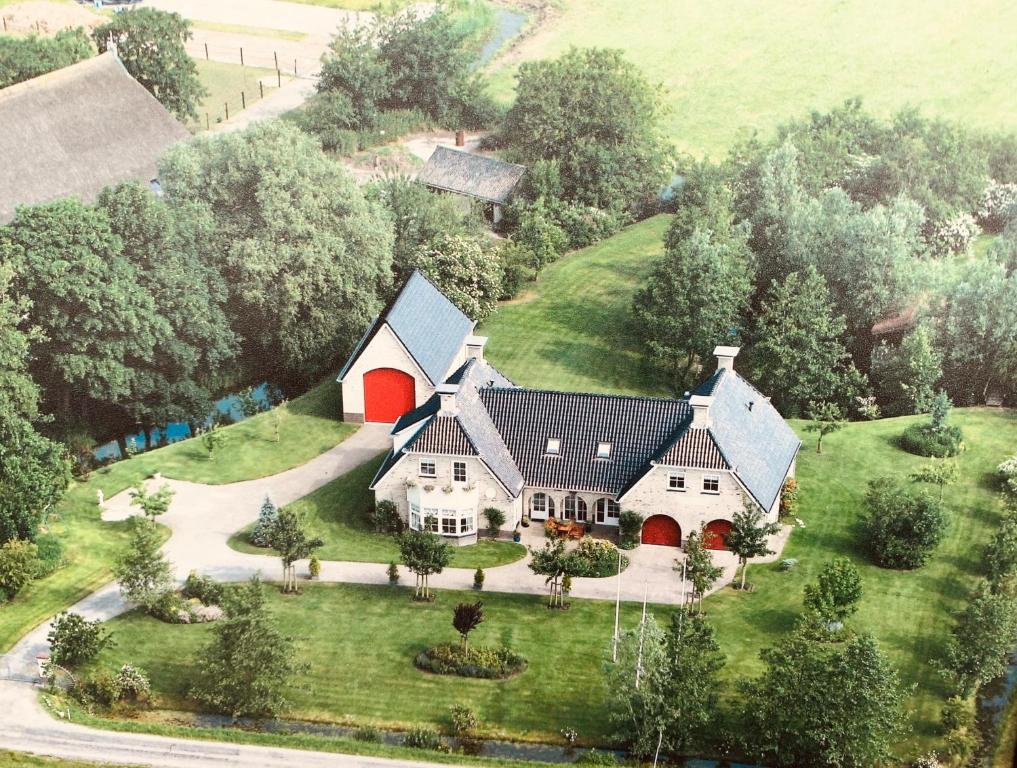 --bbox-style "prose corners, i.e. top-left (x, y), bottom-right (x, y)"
top-left (96, 489), bottom-right (105, 509)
